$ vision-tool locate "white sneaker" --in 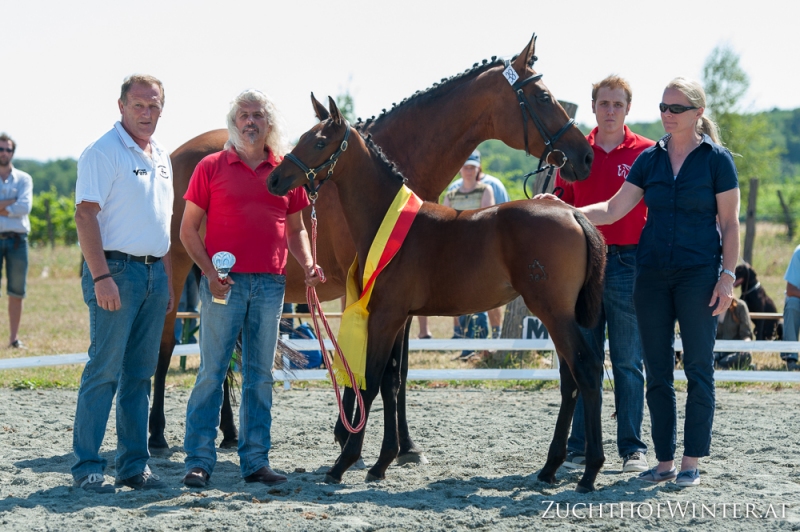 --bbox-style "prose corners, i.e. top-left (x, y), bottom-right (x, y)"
top-left (622, 452), bottom-right (649, 473)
